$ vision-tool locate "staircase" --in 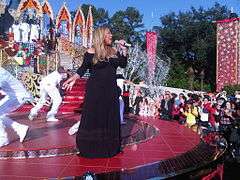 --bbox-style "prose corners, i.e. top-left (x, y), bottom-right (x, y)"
top-left (59, 78), bottom-right (86, 114)
top-left (14, 78), bottom-right (87, 114)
